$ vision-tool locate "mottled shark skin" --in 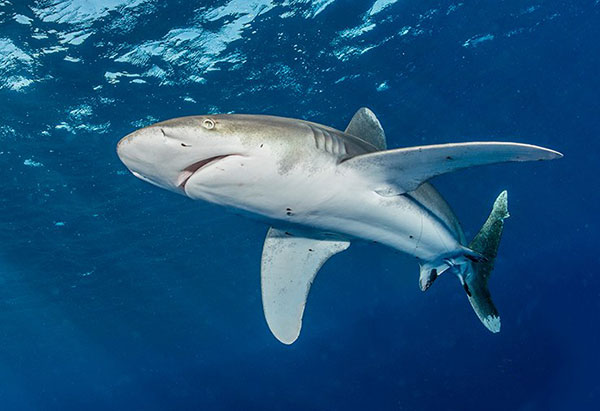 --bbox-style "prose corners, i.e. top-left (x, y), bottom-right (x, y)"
top-left (116, 108), bottom-right (562, 344)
